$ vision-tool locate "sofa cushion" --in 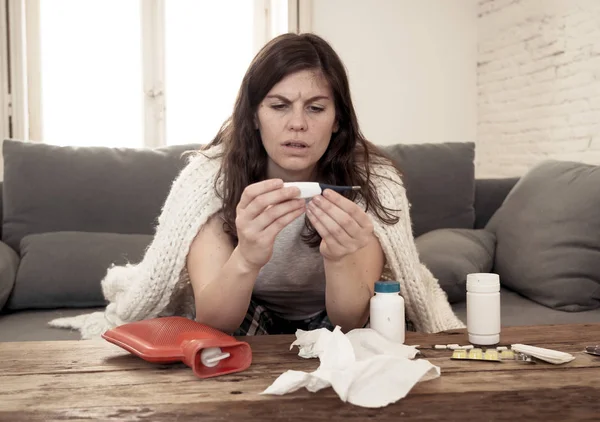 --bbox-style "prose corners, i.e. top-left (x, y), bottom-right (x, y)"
top-left (380, 142), bottom-right (476, 237)
top-left (5, 231), bottom-right (152, 310)
top-left (486, 160), bottom-right (600, 311)
top-left (415, 228), bottom-right (496, 303)
top-left (2, 140), bottom-right (200, 253)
